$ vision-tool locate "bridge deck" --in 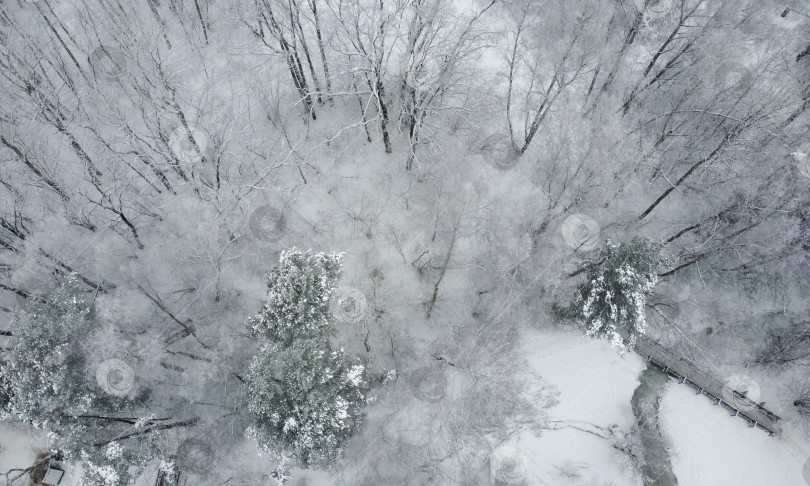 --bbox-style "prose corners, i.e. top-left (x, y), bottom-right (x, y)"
top-left (630, 336), bottom-right (782, 436)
